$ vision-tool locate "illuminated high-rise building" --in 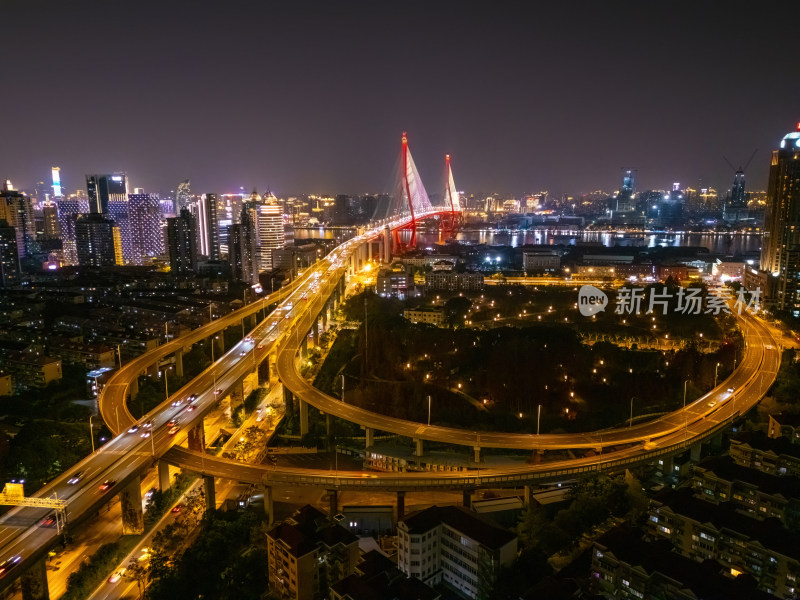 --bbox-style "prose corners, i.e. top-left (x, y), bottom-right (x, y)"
top-left (57, 193), bottom-right (90, 264)
top-left (0, 220), bottom-right (20, 287)
top-left (761, 125), bottom-right (800, 314)
top-left (256, 200), bottom-right (284, 271)
top-left (41, 201), bottom-right (60, 239)
top-left (128, 192), bottom-right (163, 265)
top-left (75, 213), bottom-right (119, 267)
top-left (228, 206), bottom-right (258, 284)
top-left (191, 193), bottom-right (220, 260)
top-left (166, 209), bottom-right (198, 275)
top-left (175, 179), bottom-right (191, 213)
top-left (0, 182), bottom-right (36, 259)
top-left (51, 167), bottom-right (63, 198)
top-left (613, 170), bottom-right (635, 213)
top-left (86, 173), bottom-right (127, 214)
